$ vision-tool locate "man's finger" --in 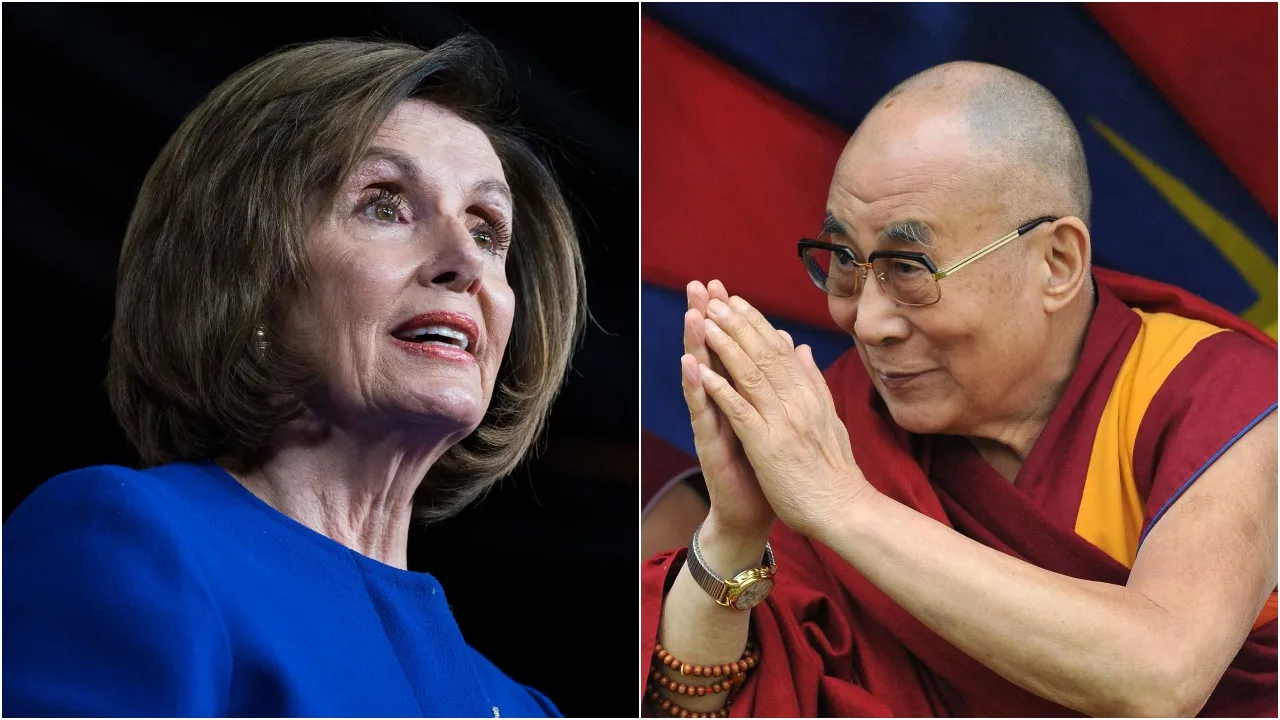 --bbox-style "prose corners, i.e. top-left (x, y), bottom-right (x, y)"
top-left (687, 280), bottom-right (710, 316)
top-left (732, 296), bottom-right (794, 355)
top-left (684, 308), bottom-right (711, 364)
top-left (698, 363), bottom-right (766, 439)
top-left (685, 307), bottom-right (731, 379)
top-left (707, 279), bottom-right (730, 305)
top-left (681, 353), bottom-right (724, 444)
top-left (687, 280), bottom-right (729, 377)
top-left (797, 344), bottom-right (838, 412)
top-left (703, 316), bottom-right (780, 412)
top-left (707, 298), bottom-right (794, 390)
